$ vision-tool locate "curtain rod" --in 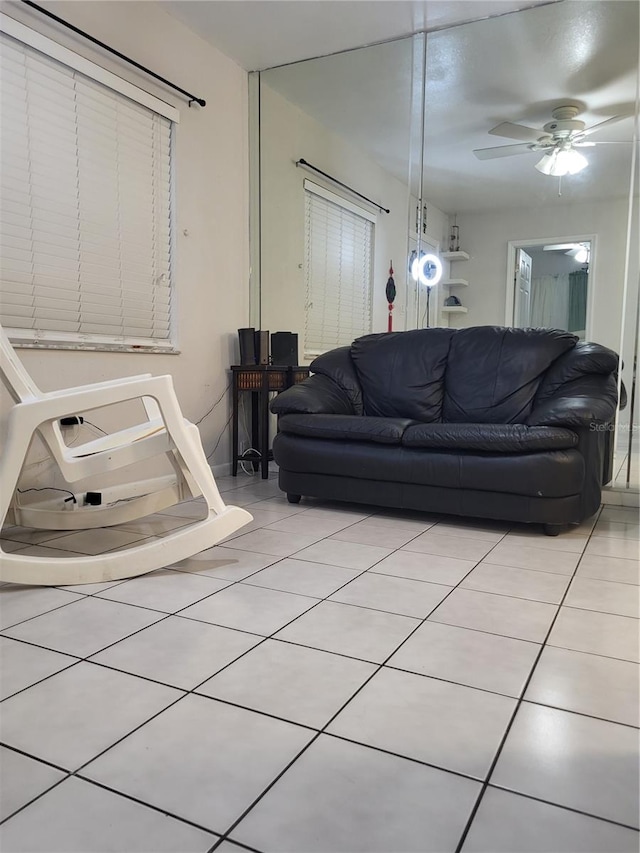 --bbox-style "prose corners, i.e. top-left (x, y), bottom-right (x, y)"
top-left (20, 0), bottom-right (206, 107)
top-left (296, 159), bottom-right (390, 214)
